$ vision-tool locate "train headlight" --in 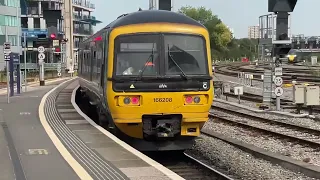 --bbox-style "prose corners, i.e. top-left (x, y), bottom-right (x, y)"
top-left (184, 95), bottom-right (208, 105)
top-left (123, 97), bottom-right (131, 104)
top-left (193, 96), bottom-right (201, 103)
